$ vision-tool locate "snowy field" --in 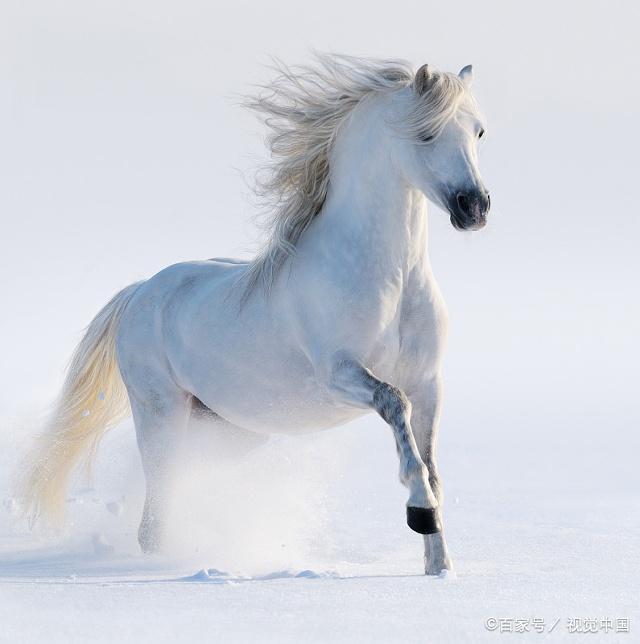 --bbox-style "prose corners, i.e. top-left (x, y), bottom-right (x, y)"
top-left (1, 402), bottom-right (638, 642)
top-left (2, 0), bottom-right (639, 642)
